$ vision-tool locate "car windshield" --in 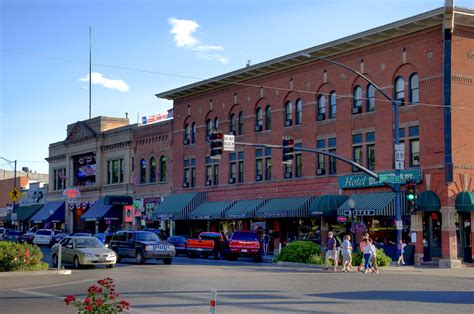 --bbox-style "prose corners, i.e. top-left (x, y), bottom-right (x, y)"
top-left (74, 237), bottom-right (104, 248)
top-left (136, 232), bottom-right (159, 242)
top-left (231, 232), bottom-right (258, 241)
top-left (37, 230), bottom-right (52, 235)
top-left (7, 231), bottom-right (22, 235)
top-left (200, 234), bottom-right (221, 241)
